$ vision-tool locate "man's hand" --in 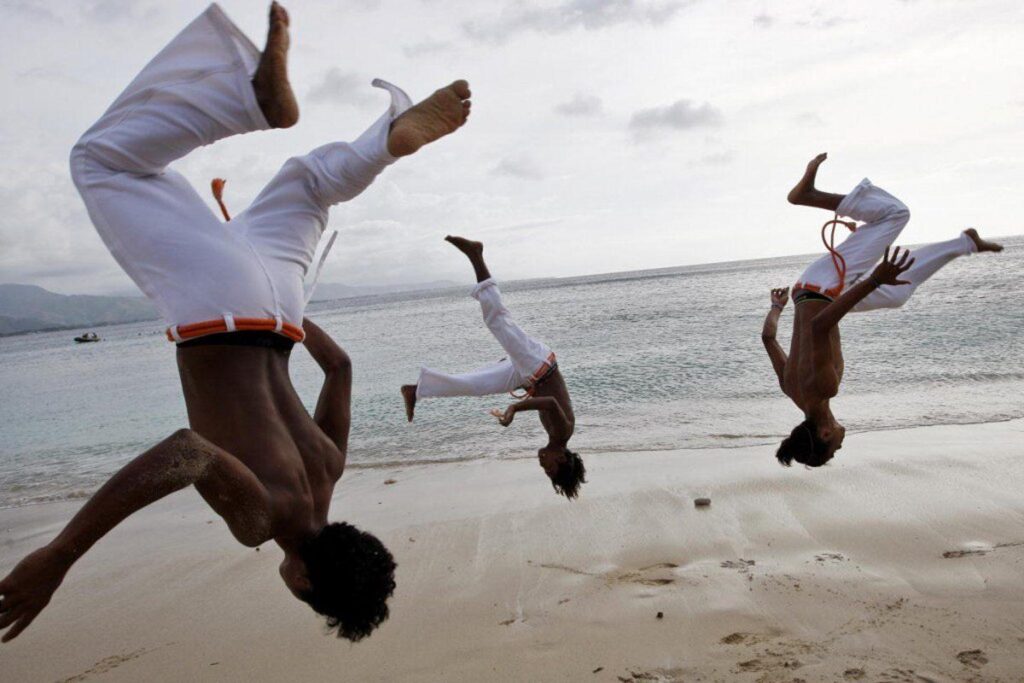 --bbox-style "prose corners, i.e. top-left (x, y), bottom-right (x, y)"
top-left (491, 406), bottom-right (516, 427)
top-left (0, 546), bottom-right (70, 642)
top-left (871, 246), bottom-right (915, 286)
top-left (770, 286), bottom-right (790, 309)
